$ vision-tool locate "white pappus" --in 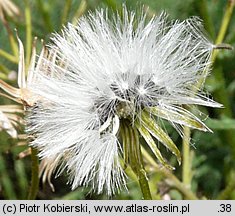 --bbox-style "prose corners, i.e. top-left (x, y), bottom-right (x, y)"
top-left (26, 7), bottom-right (222, 196)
